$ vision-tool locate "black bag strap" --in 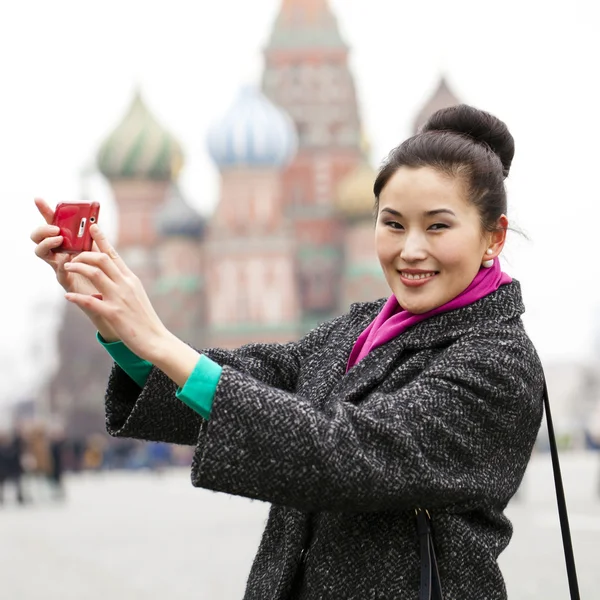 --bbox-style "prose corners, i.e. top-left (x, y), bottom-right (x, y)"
top-left (416, 509), bottom-right (444, 600)
top-left (542, 375), bottom-right (580, 599)
top-left (417, 375), bottom-right (580, 600)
